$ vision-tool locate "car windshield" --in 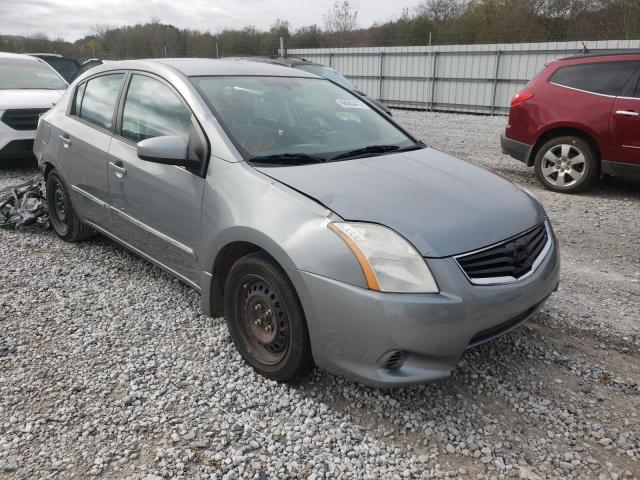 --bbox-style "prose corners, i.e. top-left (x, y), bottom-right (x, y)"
top-left (191, 76), bottom-right (415, 162)
top-left (294, 64), bottom-right (355, 90)
top-left (0, 59), bottom-right (67, 90)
